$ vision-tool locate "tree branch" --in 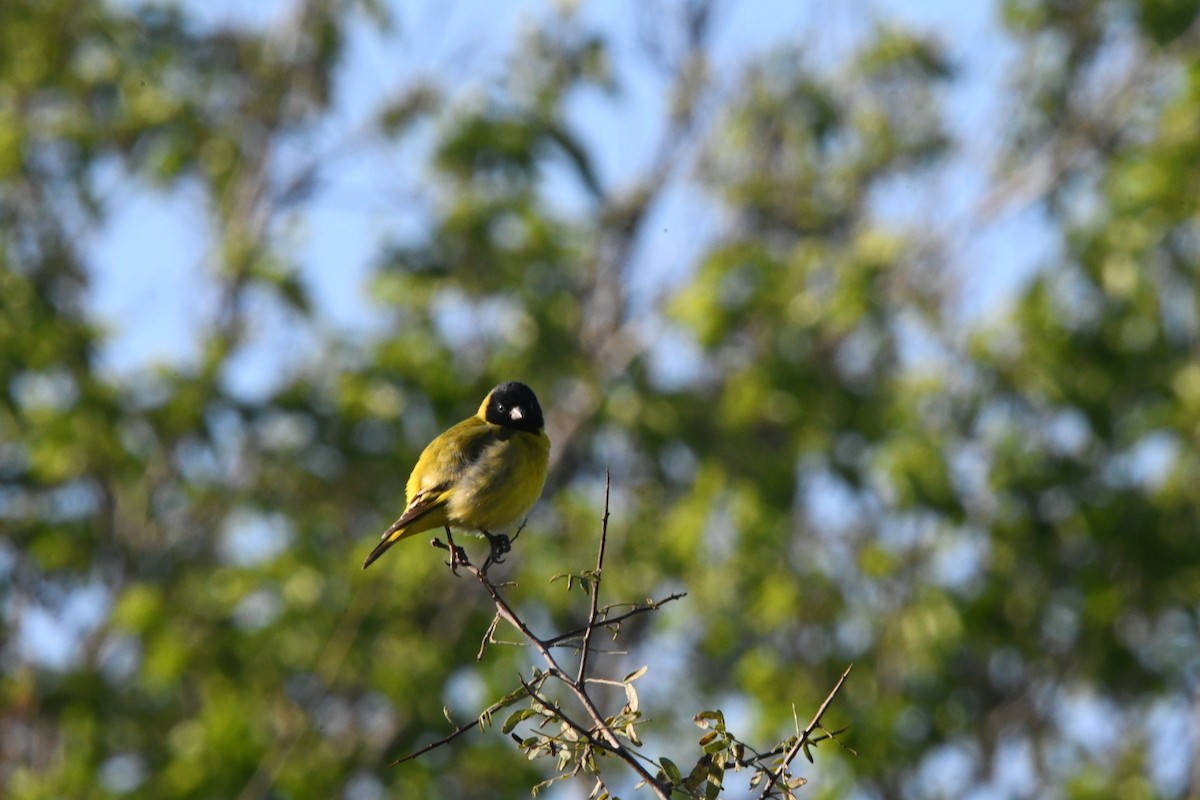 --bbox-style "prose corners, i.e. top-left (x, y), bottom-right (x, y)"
top-left (758, 664), bottom-right (854, 799)
top-left (390, 680), bottom-right (541, 767)
top-left (543, 592), bottom-right (687, 647)
top-left (576, 470), bottom-right (610, 684)
top-left (417, 502), bottom-right (671, 799)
